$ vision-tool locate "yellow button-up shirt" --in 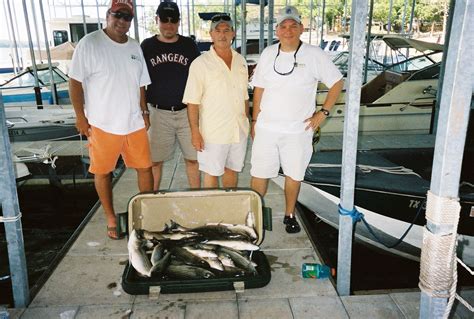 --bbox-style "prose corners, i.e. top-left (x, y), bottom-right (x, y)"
top-left (183, 46), bottom-right (249, 144)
